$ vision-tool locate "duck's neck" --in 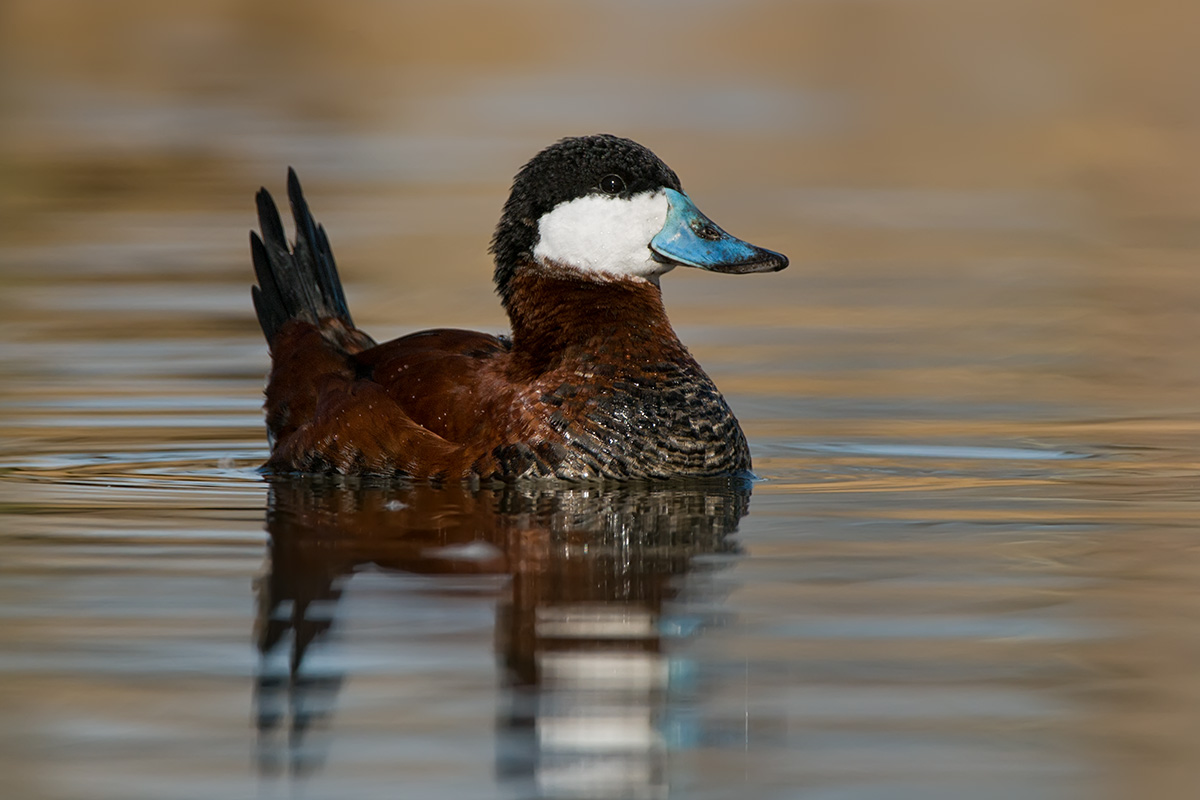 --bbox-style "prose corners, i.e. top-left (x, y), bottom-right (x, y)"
top-left (502, 263), bottom-right (690, 373)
